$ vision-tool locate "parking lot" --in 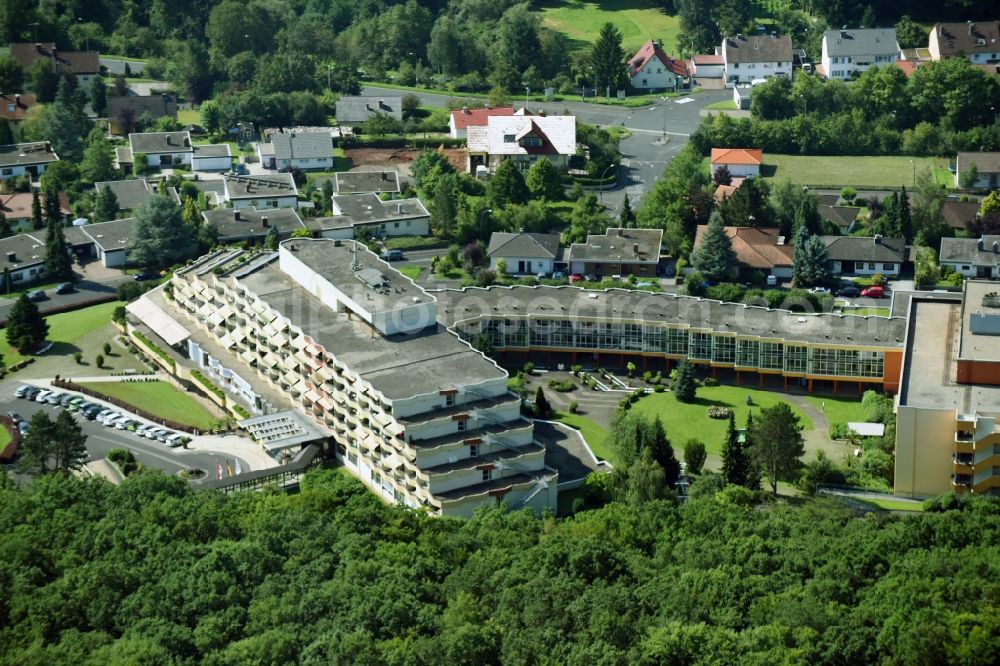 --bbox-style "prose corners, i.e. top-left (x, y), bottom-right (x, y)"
top-left (1, 381), bottom-right (265, 478)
